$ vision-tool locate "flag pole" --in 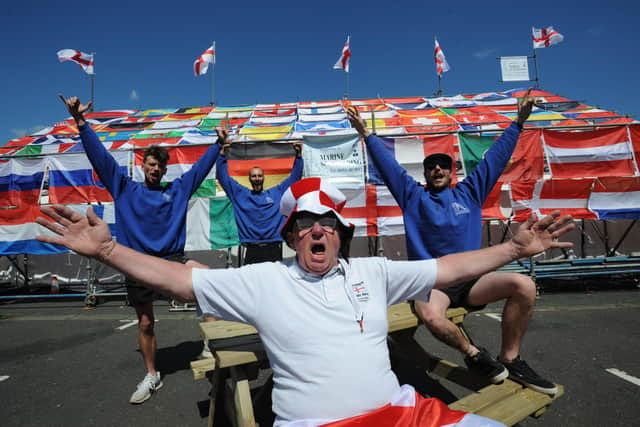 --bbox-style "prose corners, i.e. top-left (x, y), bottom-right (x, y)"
top-left (90, 52), bottom-right (95, 112)
top-left (210, 41), bottom-right (216, 106)
top-left (531, 48), bottom-right (540, 88)
top-left (437, 74), bottom-right (442, 97)
top-left (344, 70), bottom-right (349, 100)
